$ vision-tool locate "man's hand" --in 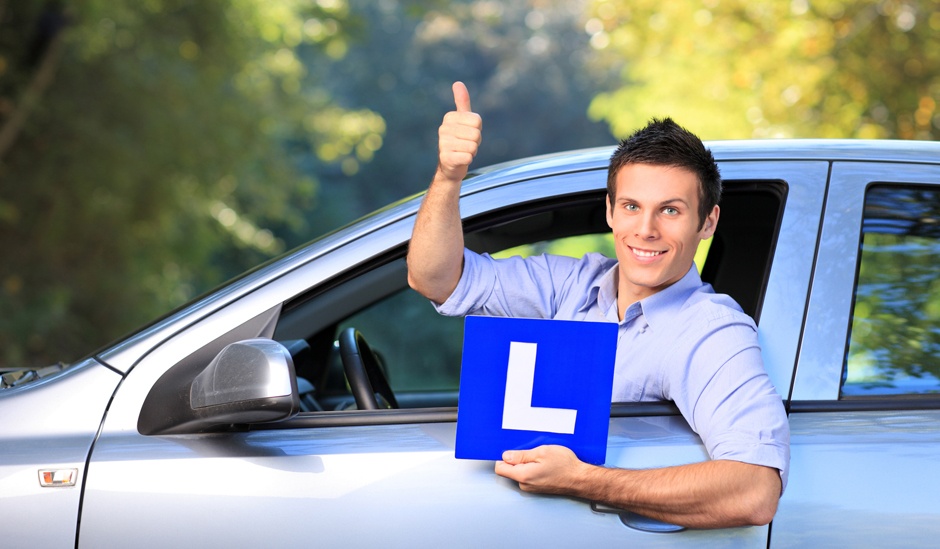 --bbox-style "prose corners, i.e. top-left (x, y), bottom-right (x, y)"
top-left (406, 81), bottom-right (482, 304)
top-left (495, 445), bottom-right (591, 495)
top-left (437, 81), bottom-right (482, 183)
